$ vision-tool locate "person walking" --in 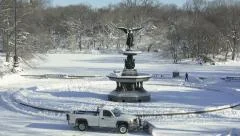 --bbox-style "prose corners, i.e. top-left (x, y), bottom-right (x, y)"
top-left (185, 72), bottom-right (189, 81)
